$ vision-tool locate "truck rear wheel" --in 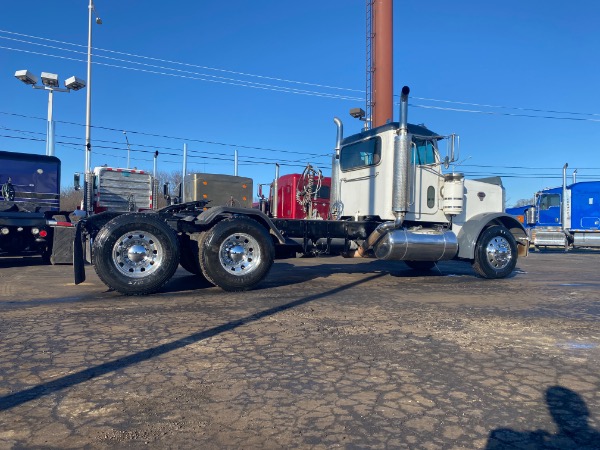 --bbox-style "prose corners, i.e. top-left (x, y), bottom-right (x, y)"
top-left (200, 217), bottom-right (274, 291)
top-left (92, 213), bottom-right (180, 295)
top-left (472, 225), bottom-right (517, 279)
